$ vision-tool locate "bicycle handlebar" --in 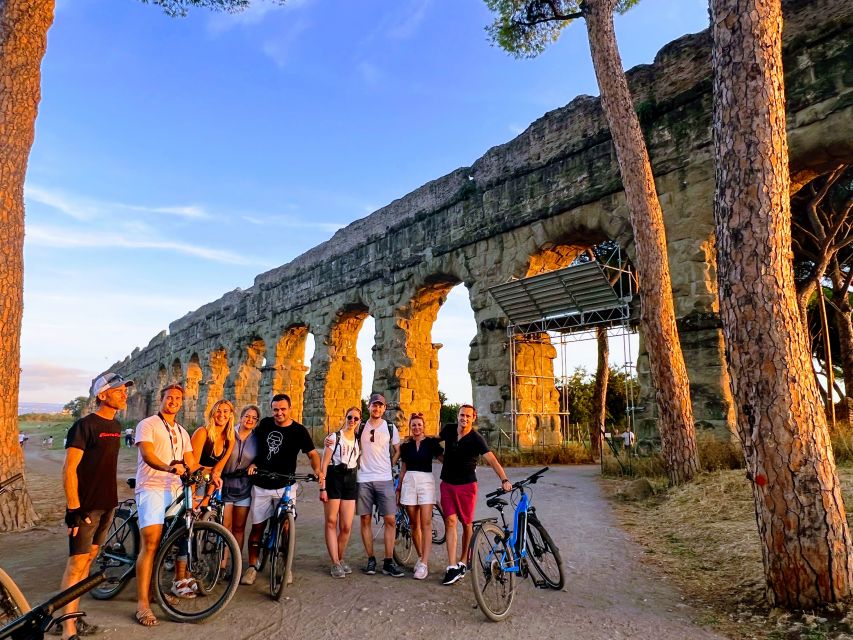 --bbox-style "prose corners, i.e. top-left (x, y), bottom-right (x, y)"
top-left (0, 473), bottom-right (23, 493)
top-left (485, 466), bottom-right (549, 498)
top-left (251, 470), bottom-right (318, 483)
top-left (0, 573), bottom-right (105, 639)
